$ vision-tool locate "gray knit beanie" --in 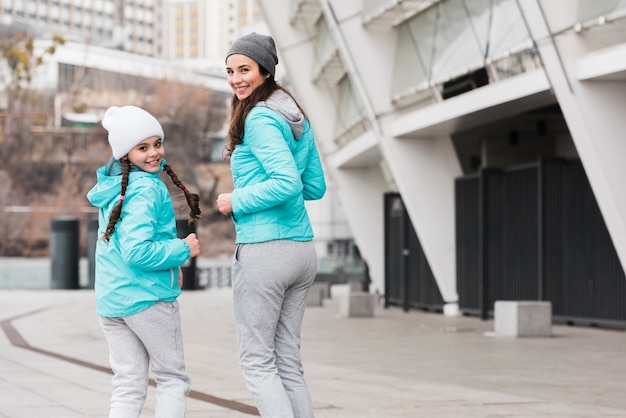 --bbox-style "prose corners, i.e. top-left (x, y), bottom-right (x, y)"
top-left (226, 32), bottom-right (278, 78)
